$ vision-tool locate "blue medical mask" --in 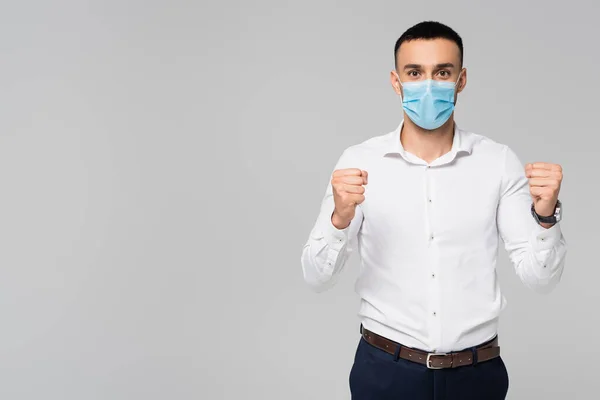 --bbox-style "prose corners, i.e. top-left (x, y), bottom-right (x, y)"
top-left (395, 71), bottom-right (462, 130)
